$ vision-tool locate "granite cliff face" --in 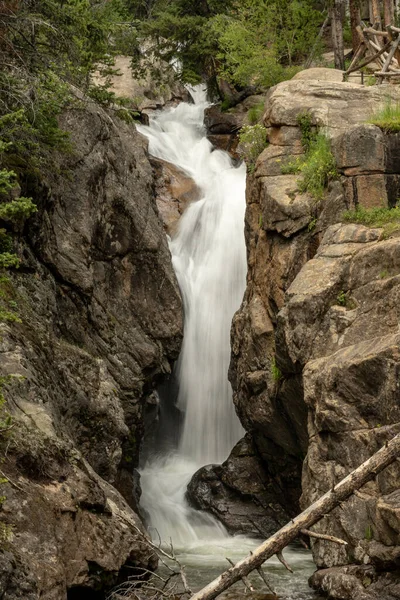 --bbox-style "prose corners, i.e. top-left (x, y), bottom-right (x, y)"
top-left (0, 97), bottom-right (183, 599)
top-left (225, 69), bottom-right (400, 596)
